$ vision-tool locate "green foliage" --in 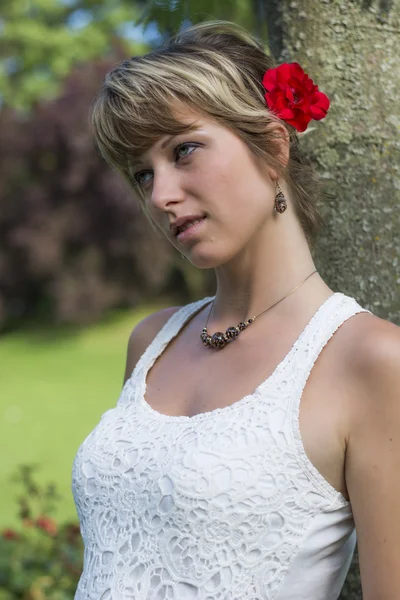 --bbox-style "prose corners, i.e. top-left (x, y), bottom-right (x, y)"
top-left (0, 56), bottom-right (198, 331)
top-left (0, 466), bottom-right (83, 599)
top-left (0, 0), bottom-right (148, 110)
top-left (138, 0), bottom-right (265, 39)
top-left (0, 0), bottom-right (266, 110)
